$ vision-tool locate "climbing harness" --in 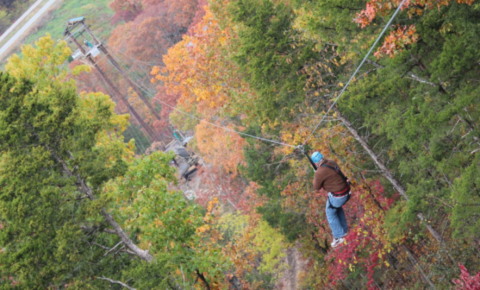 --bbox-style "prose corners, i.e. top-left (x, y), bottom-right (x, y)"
top-left (327, 193), bottom-right (350, 210)
top-left (299, 143), bottom-right (352, 209)
top-left (321, 162), bottom-right (351, 209)
top-left (320, 163), bottom-right (351, 191)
